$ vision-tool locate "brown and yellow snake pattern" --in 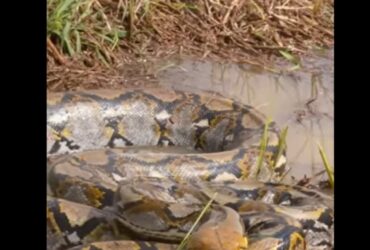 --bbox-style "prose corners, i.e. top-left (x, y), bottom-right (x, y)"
top-left (47, 87), bottom-right (334, 250)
